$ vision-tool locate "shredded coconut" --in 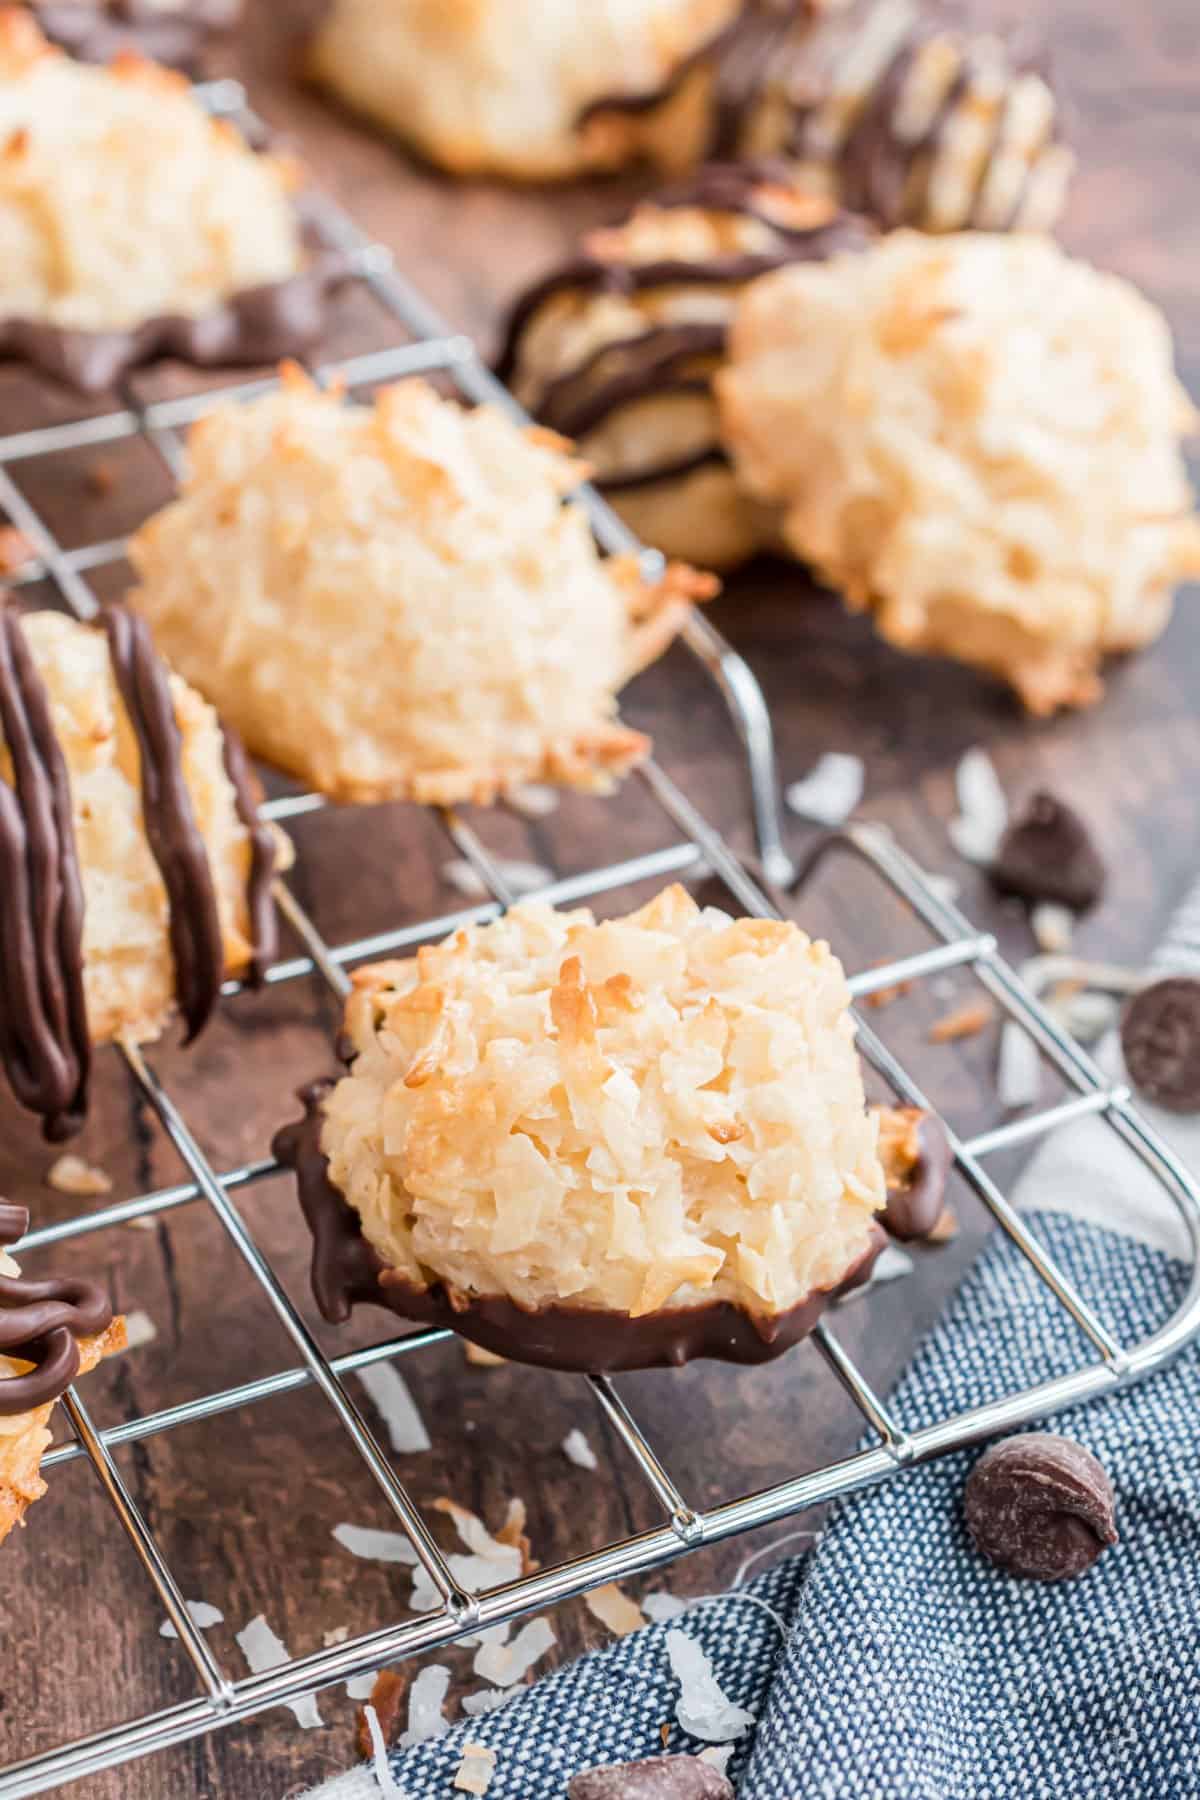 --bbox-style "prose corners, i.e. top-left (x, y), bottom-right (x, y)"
top-left (355, 1362), bottom-right (431, 1454)
top-left (454, 1743), bottom-right (497, 1795)
top-left (997, 1020), bottom-right (1042, 1111)
top-left (120, 1309), bottom-right (157, 1351)
top-left (364, 1703), bottom-right (408, 1797)
top-left (785, 752), bottom-right (864, 827)
top-left (234, 1615), bottom-right (323, 1730)
top-left (346, 1672), bottom-right (379, 1701)
top-left (399, 1665), bottom-right (451, 1747)
top-left (949, 749), bottom-right (1009, 864)
top-left (461, 1685), bottom-right (523, 1716)
top-left (474, 1617), bottom-right (556, 1687)
top-left (45, 1153), bottom-right (112, 1197)
top-left (642, 1591), bottom-right (690, 1623)
top-left (1032, 903), bottom-right (1075, 954)
top-left (584, 1583), bottom-right (645, 1636)
top-left (562, 1427), bottom-right (599, 1471)
top-left (665, 1629), bottom-right (756, 1742)
top-left (159, 1599), bottom-right (223, 1639)
top-left (332, 1523), bottom-right (421, 1566)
